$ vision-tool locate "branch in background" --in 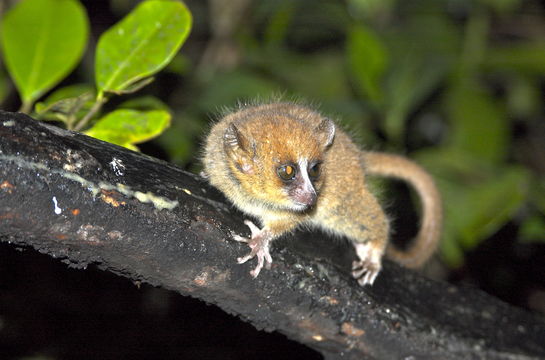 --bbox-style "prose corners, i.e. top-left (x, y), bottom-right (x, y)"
top-left (0, 111), bottom-right (544, 360)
